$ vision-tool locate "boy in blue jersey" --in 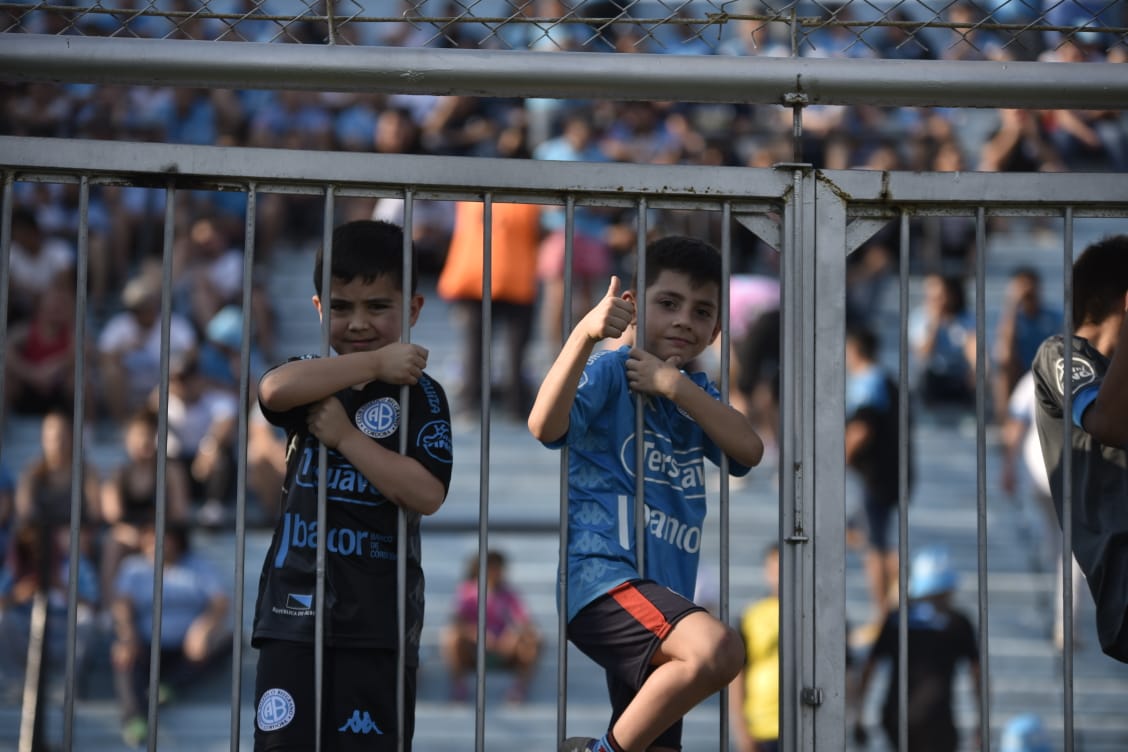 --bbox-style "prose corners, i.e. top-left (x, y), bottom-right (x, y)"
top-left (251, 220), bottom-right (453, 751)
top-left (529, 235), bottom-right (765, 752)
